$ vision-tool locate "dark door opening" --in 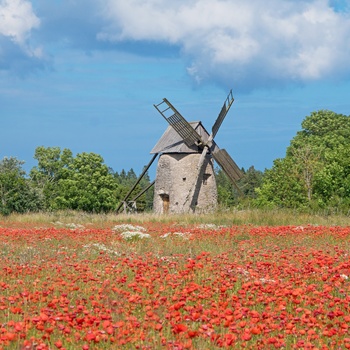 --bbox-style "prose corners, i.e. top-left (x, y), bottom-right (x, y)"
top-left (160, 194), bottom-right (169, 214)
